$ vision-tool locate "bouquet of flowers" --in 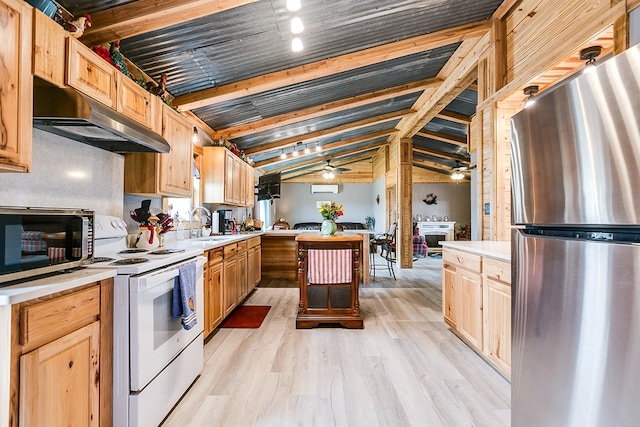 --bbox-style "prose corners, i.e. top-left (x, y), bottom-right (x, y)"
top-left (319, 201), bottom-right (344, 221)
